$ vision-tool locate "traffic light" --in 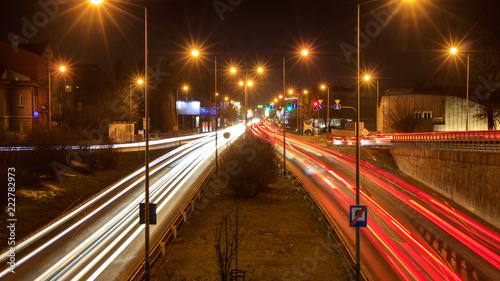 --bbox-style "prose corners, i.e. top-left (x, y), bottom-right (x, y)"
top-left (265, 102), bottom-right (270, 111)
top-left (313, 101), bottom-right (318, 111)
top-left (287, 102), bottom-right (292, 112)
